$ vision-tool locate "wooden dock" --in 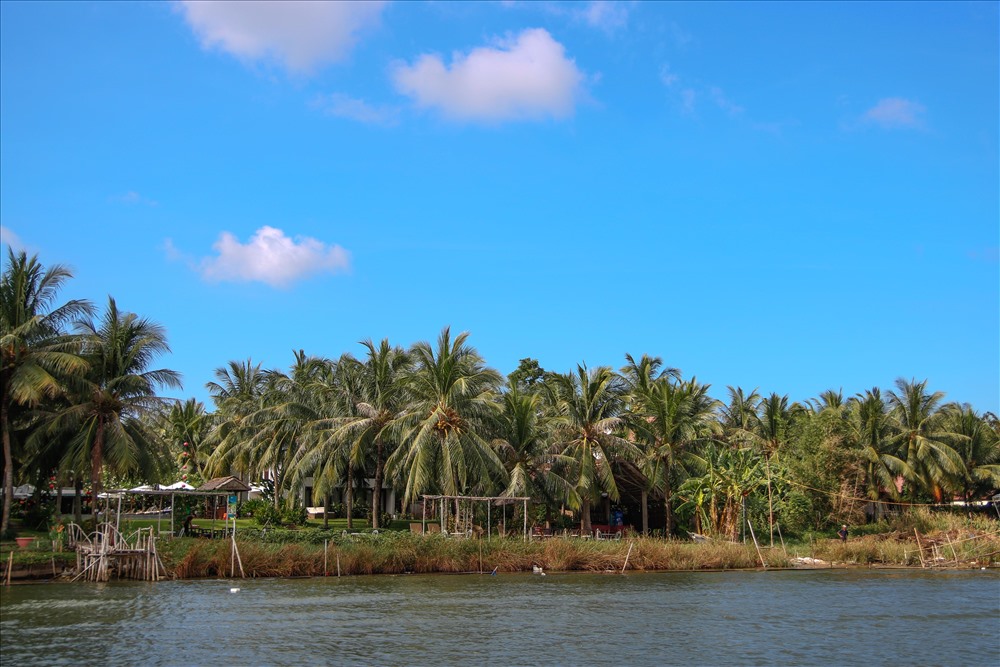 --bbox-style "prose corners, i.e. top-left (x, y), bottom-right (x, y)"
top-left (68, 523), bottom-right (168, 582)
